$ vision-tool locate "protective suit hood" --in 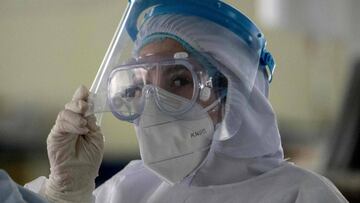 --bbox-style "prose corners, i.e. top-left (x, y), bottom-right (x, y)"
top-left (134, 14), bottom-right (284, 185)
